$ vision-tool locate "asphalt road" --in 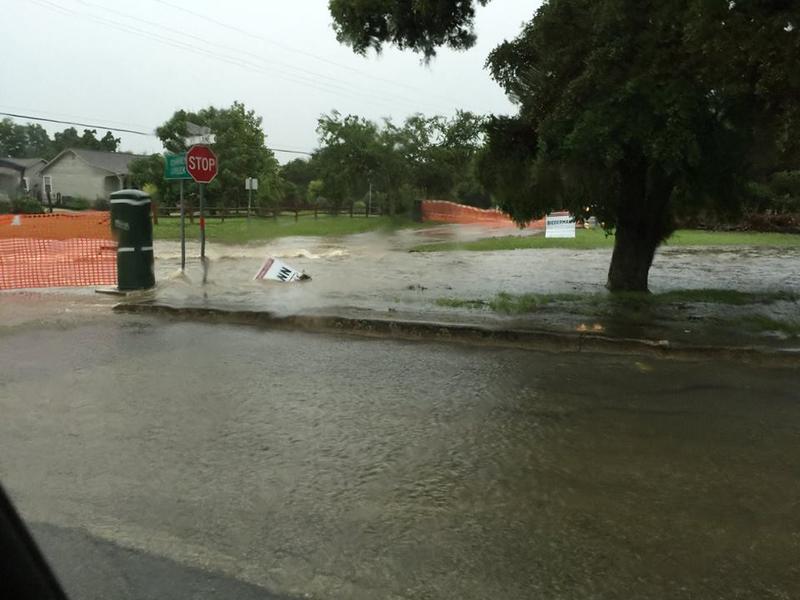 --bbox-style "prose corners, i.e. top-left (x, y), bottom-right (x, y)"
top-left (1, 316), bottom-right (799, 599)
